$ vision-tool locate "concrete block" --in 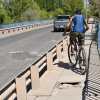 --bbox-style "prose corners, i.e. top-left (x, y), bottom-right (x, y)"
top-left (56, 44), bottom-right (62, 61)
top-left (16, 76), bottom-right (27, 100)
top-left (31, 65), bottom-right (40, 90)
top-left (47, 52), bottom-right (53, 71)
top-left (0, 95), bottom-right (3, 100)
top-left (28, 68), bottom-right (63, 96)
